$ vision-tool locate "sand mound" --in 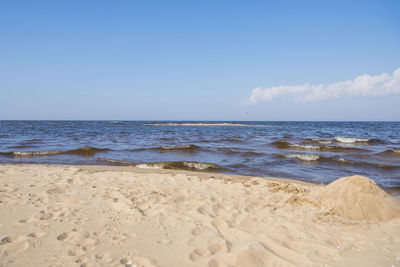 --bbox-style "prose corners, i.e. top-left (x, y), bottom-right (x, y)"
top-left (315, 175), bottom-right (400, 221)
